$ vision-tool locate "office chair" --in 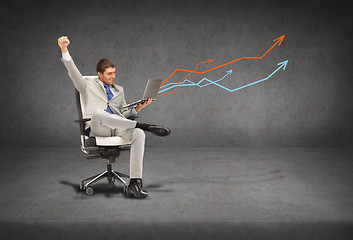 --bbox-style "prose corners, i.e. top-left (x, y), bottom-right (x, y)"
top-left (74, 76), bottom-right (131, 196)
